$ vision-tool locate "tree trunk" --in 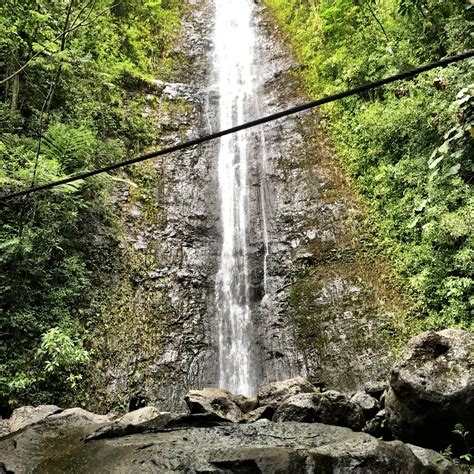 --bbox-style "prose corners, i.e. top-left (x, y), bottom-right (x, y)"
top-left (46, 0), bottom-right (75, 113)
top-left (10, 73), bottom-right (20, 113)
